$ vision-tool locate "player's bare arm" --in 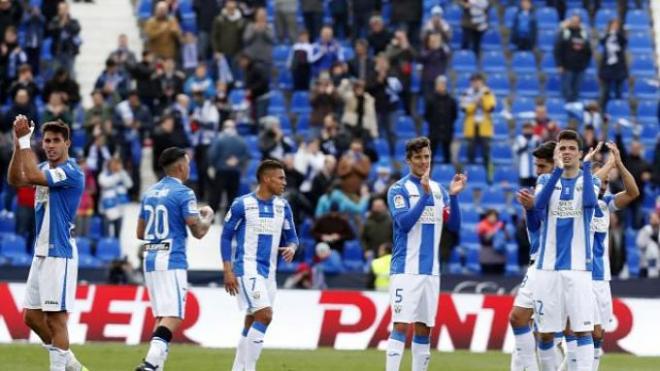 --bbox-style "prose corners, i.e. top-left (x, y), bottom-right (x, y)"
top-left (223, 262), bottom-right (238, 296)
top-left (187, 205), bottom-right (214, 239)
top-left (279, 245), bottom-right (296, 263)
top-left (7, 126), bottom-right (27, 187)
top-left (137, 218), bottom-right (146, 240)
top-left (14, 116), bottom-right (48, 186)
top-left (606, 142), bottom-right (640, 209)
